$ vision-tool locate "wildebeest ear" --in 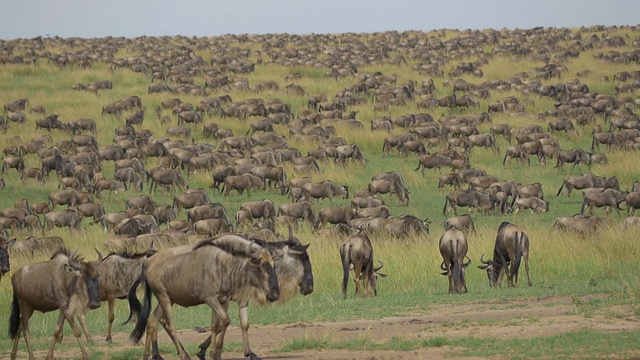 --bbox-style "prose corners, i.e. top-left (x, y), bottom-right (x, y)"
top-left (64, 263), bottom-right (79, 273)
